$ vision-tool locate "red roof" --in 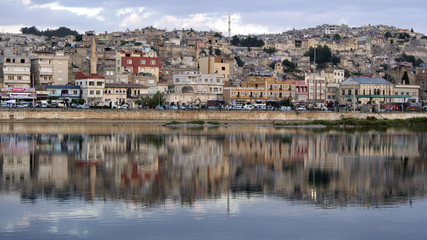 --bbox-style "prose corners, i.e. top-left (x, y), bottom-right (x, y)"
top-left (75, 72), bottom-right (105, 80)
